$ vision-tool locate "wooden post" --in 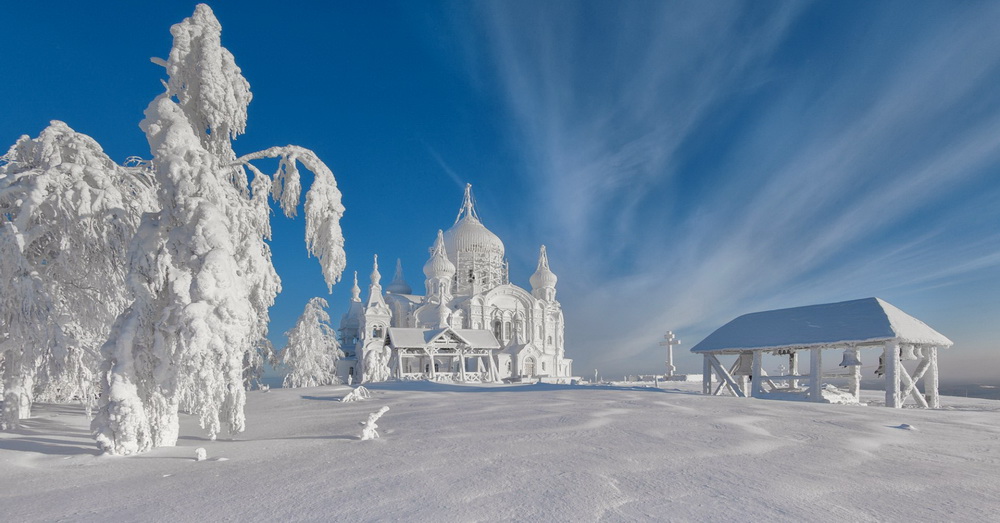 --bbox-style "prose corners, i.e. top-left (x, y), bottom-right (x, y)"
top-left (809, 348), bottom-right (823, 402)
top-left (849, 350), bottom-right (862, 401)
top-left (898, 363), bottom-right (929, 408)
top-left (884, 341), bottom-right (901, 408)
top-left (789, 351), bottom-right (799, 390)
top-left (396, 350), bottom-right (403, 379)
top-left (925, 346), bottom-right (939, 408)
top-left (488, 354), bottom-right (499, 383)
top-left (459, 348), bottom-right (467, 382)
top-left (426, 348), bottom-right (436, 380)
top-left (708, 354), bottom-right (746, 398)
top-left (751, 351), bottom-right (764, 398)
top-left (703, 355), bottom-right (712, 395)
